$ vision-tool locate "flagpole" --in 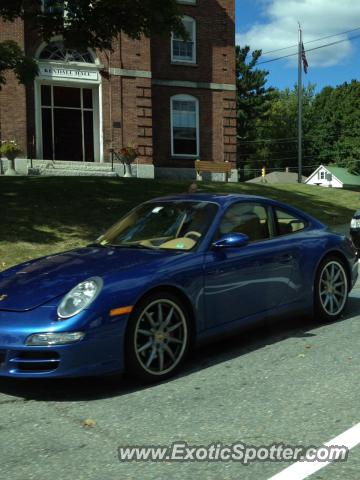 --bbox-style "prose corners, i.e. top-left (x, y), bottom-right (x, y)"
top-left (297, 23), bottom-right (303, 184)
